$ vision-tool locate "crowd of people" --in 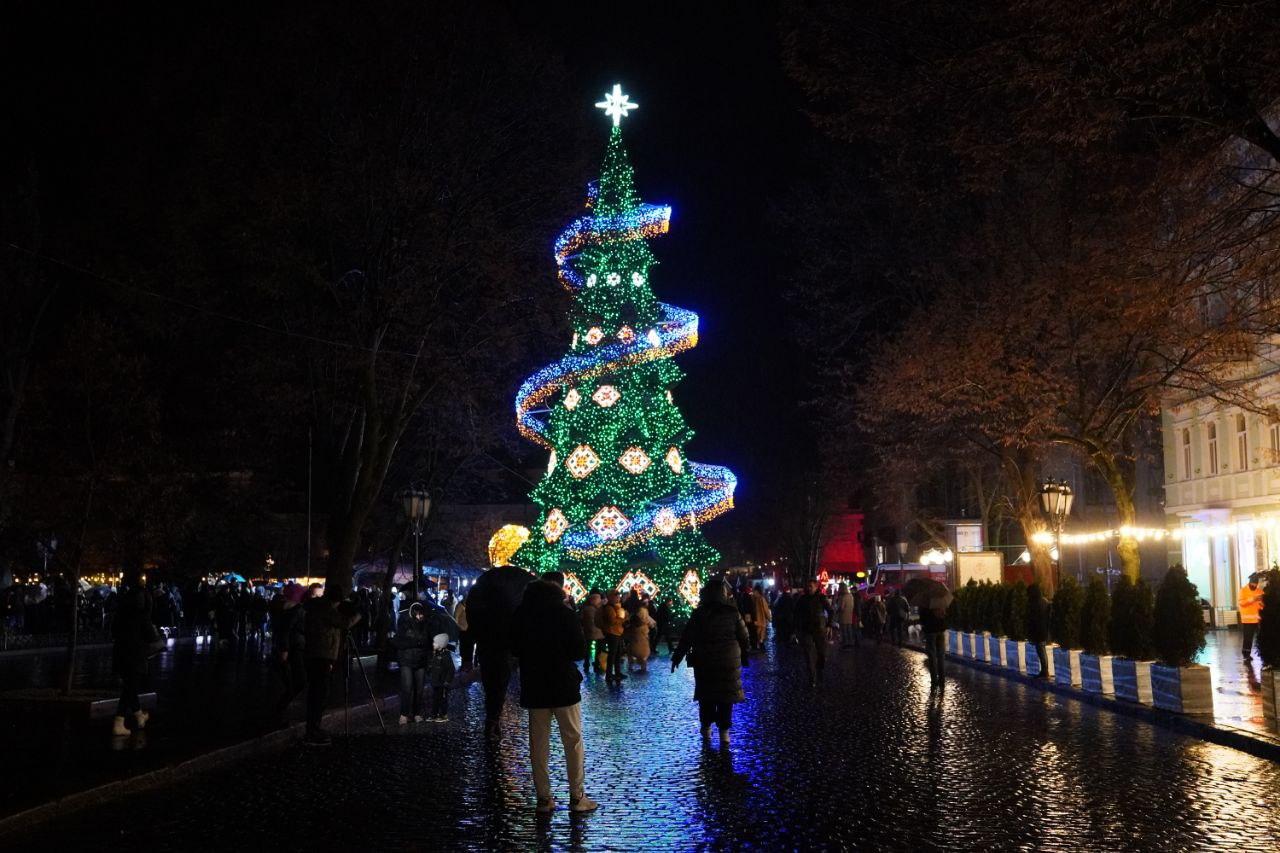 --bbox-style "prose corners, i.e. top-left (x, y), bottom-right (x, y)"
top-left (455, 568), bottom-right (939, 814)
top-left (98, 562), bottom-right (941, 812)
